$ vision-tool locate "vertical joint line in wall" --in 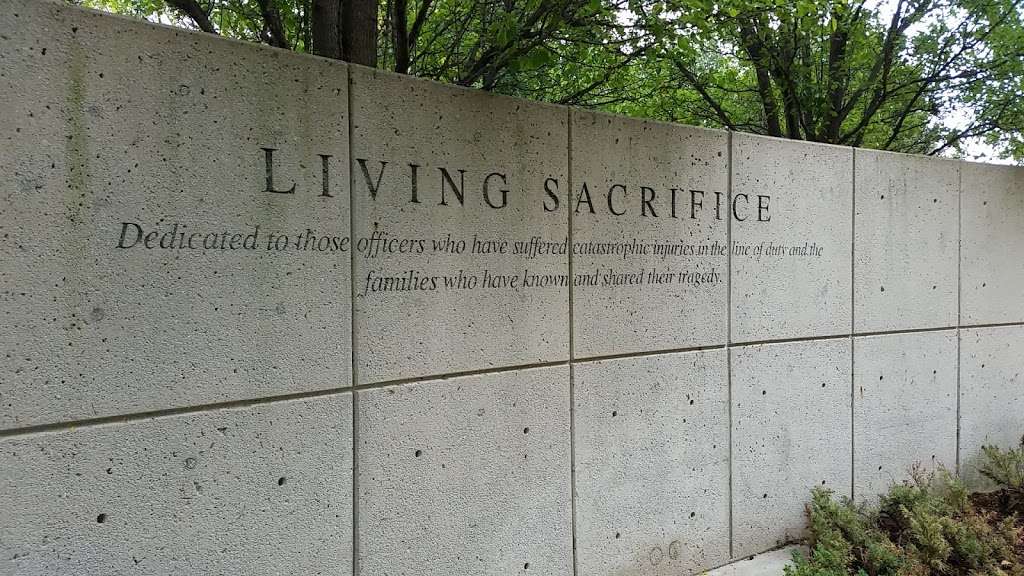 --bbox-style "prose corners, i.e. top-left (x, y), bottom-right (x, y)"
top-left (956, 330), bottom-right (961, 475)
top-left (850, 149), bottom-right (856, 501)
top-left (850, 336), bottom-right (856, 500)
top-left (567, 108), bottom-right (579, 576)
top-left (725, 130), bottom-right (734, 559)
top-left (957, 165), bottom-right (963, 327)
top-left (956, 165), bottom-right (963, 475)
top-left (348, 72), bottom-right (360, 576)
